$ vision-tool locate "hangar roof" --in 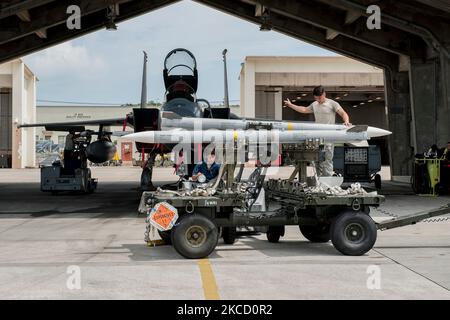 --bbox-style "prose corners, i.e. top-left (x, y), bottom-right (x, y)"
top-left (0, 0), bottom-right (448, 73)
